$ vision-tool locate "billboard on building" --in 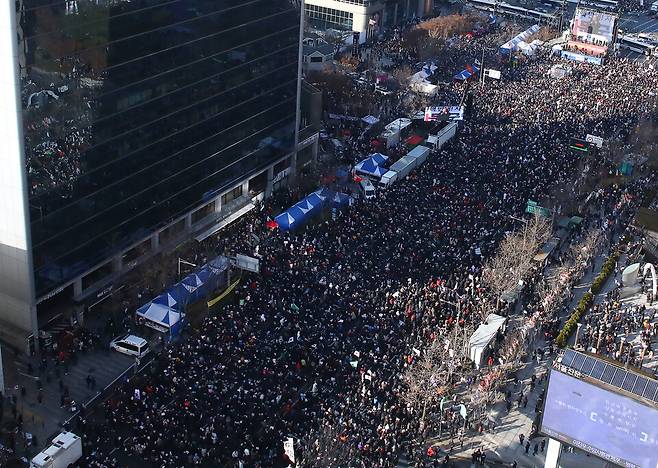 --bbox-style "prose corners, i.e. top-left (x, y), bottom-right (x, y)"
top-left (571, 8), bottom-right (617, 45)
top-left (540, 369), bottom-right (658, 468)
